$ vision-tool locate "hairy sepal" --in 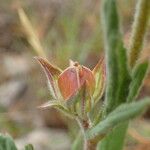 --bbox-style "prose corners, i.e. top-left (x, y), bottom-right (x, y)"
top-left (35, 57), bottom-right (62, 99)
top-left (92, 59), bottom-right (106, 103)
